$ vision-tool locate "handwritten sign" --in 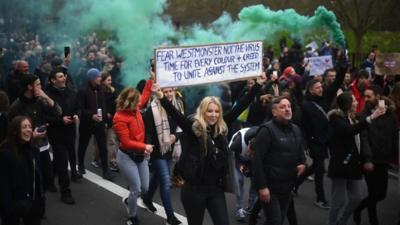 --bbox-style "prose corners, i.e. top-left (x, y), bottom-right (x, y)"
top-left (305, 55), bottom-right (333, 76)
top-left (155, 41), bottom-right (263, 88)
top-left (375, 53), bottom-right (400, 76)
